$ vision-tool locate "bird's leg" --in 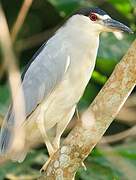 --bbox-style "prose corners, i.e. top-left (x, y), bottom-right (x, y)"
top-left (52, 106), bottom-right (76, 150)
top-left (41, 108), bottom-right (75, 173)
top-left (36, 119), bottom-right (54, 155)
top-left (37, 119), bottom-right (55, 172)
top-left (36, 108), bottom-right (55, 172)
top-left (40, 156), bottom-right (53, 173)
top-left (53, 120), bottom-right (68, 150)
